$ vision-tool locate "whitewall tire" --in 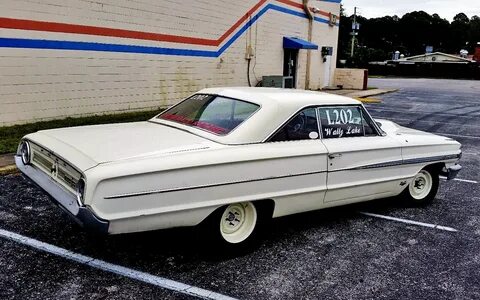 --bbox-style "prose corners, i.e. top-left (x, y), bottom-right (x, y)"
top-left (203, 201), bottom-right (270, 251)
top-left (409, 170), bottom-right (433, 200)
top-left (402, 167), bottom-right (439, 206)
top-left (219, 202), bottom-right (257, 244)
